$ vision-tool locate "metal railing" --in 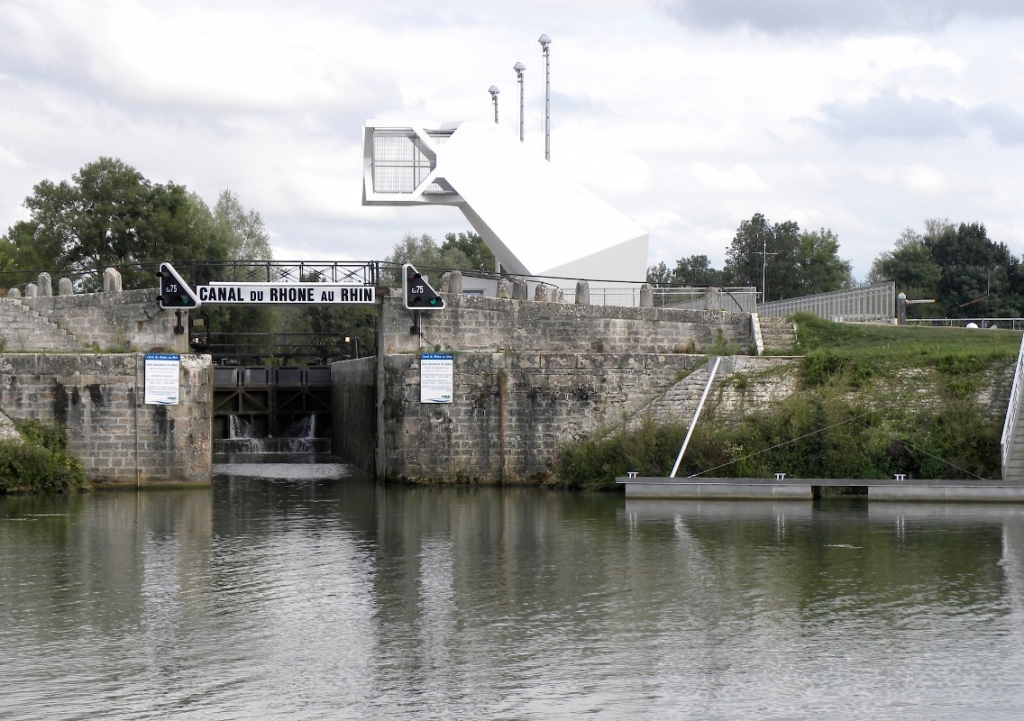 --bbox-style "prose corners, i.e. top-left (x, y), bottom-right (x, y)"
top-left (904, 318), bottom-right (1024, 330)
top-left (757, 282), bottom-right (895, 322)
top-left (1001, 332), bottom-right (1024, 479)
top-left (198, 332), bottom-right (366, 365)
